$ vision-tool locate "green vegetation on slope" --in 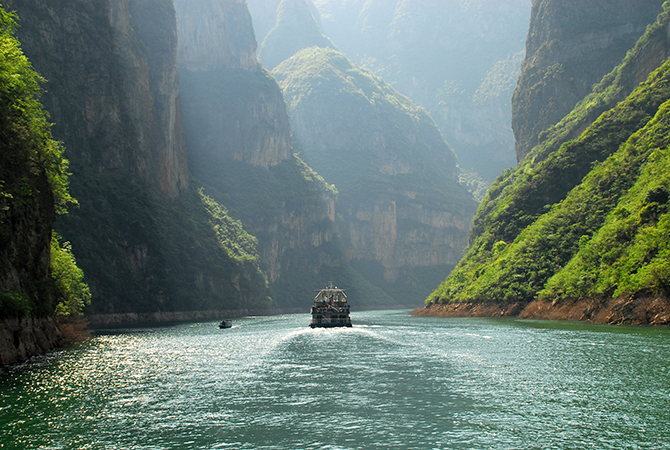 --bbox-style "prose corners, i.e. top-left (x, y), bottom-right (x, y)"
top-left (274, 46), bottom-right (467, 207)
top-left (312, 0), bottom-right (531, 182)
top-left (472, 5), bottom-right (670, 248)
top-left (0, 7), bottom-right (72, 218)
top-left (50, 233), bottom-right (91, 316)
top-left (56, 169), bottom-right (271, 314)
top-left (1, 6), bottom-right (88, 317)
top-left (541, 102), bottom-right (670, 301)
top-left (178, 65), bottom-right (385, 309)
top-left (429, 56), bottom-right (670, 305)
top-left (511, 0), bottom-right (665, 160)
top-left (429, 6), bottom-right (670, 305)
